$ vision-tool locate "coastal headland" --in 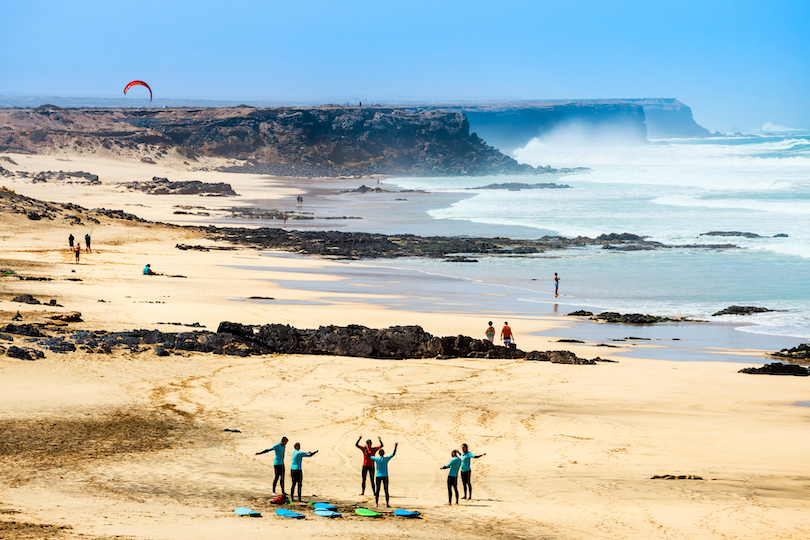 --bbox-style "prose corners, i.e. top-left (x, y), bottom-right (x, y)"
top-left (1, 108), bottom-right (809, 540)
